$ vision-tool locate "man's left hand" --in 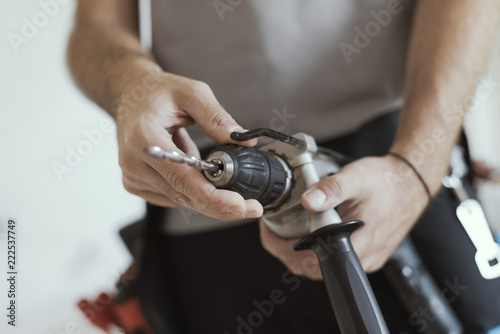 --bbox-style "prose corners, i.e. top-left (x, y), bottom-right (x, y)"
top-left (259, 155), bottom-right (429, 279)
